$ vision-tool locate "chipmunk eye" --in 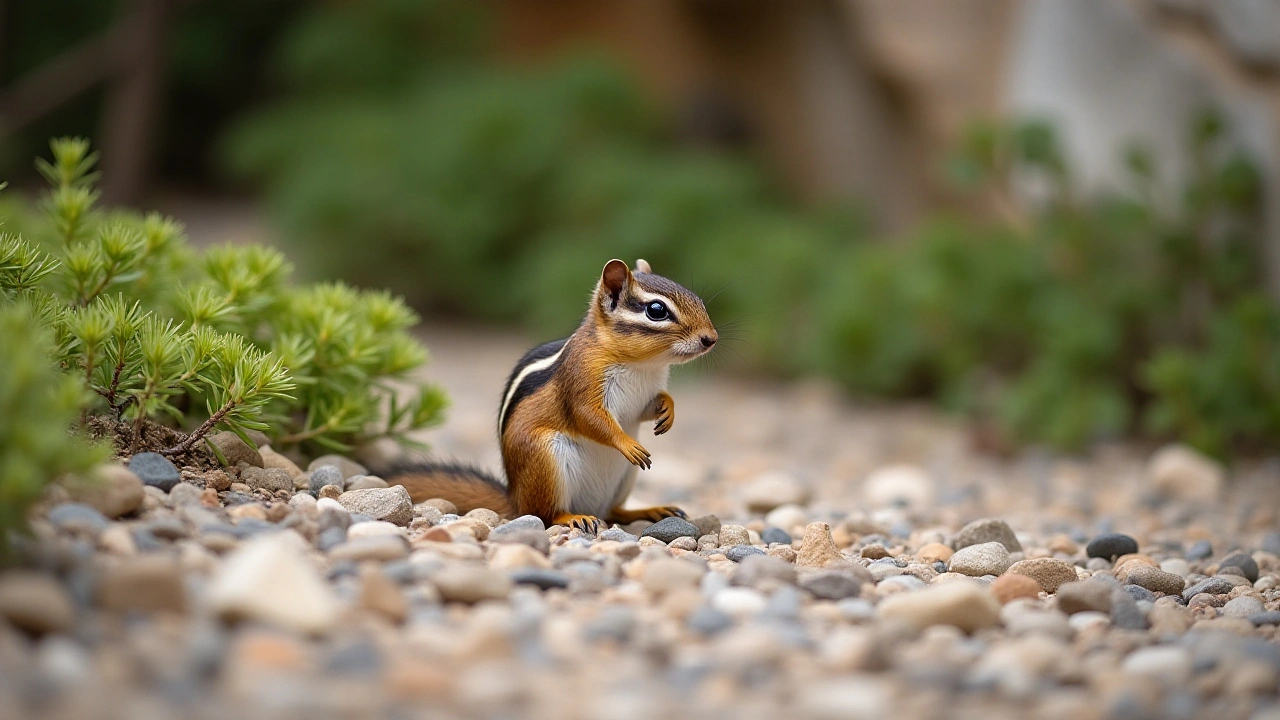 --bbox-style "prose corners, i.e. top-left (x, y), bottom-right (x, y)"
top-left (645, 301), bottom-right (671, 321)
